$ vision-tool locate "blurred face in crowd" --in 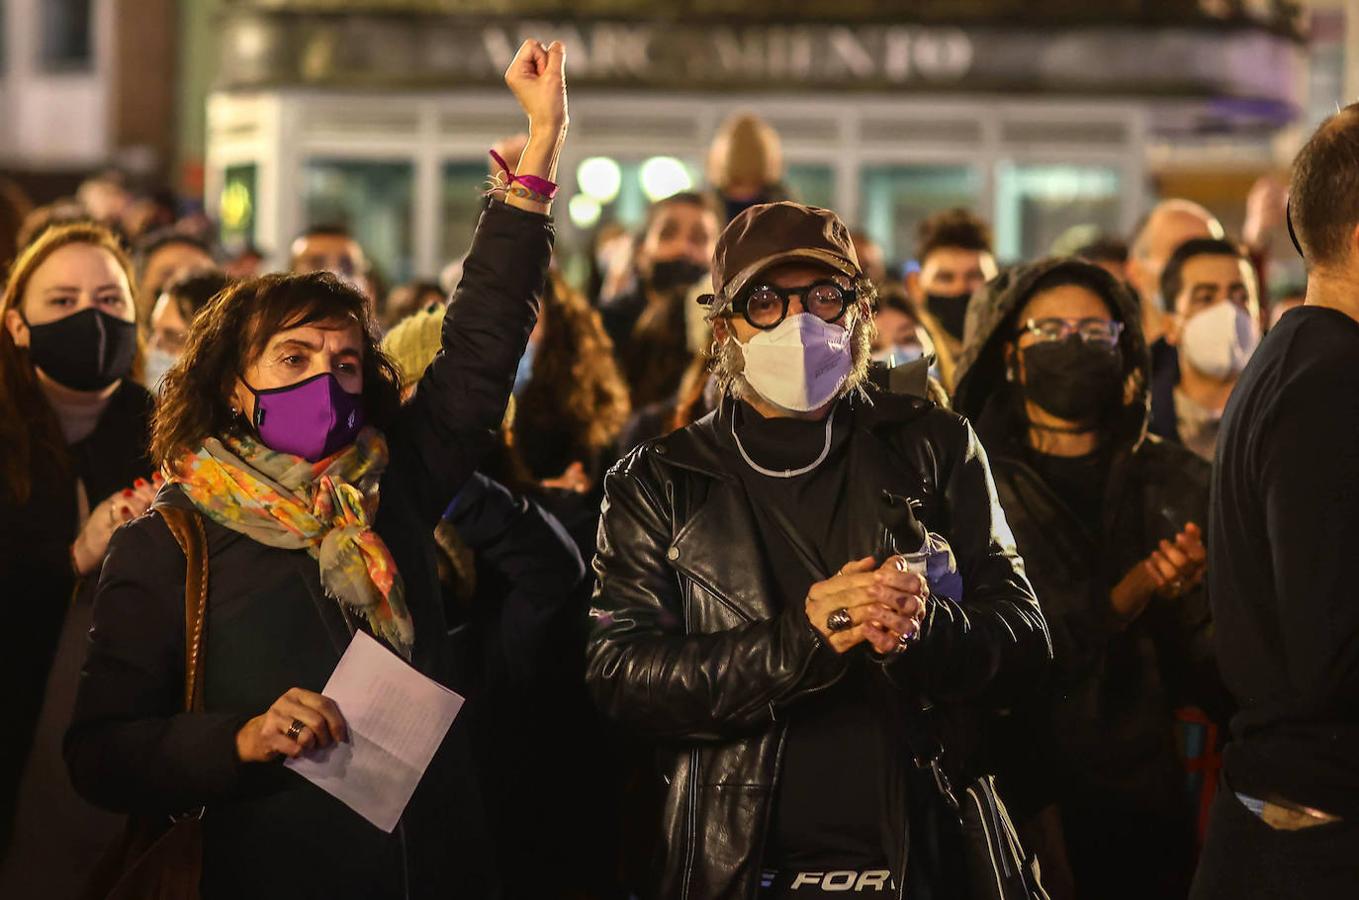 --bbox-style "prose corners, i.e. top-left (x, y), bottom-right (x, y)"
top-left (291, 233), bottom-right (369, 292)
top-left (917, 246), bottom-right (996, 300)
top-left (1165, 253), bottom-right (1260, 383)
top-left (1008, 283), bottom-right (1124, 426)
top-left (230, 318), bottom-right (366, 420)
top-left (383, 283), bottom-right (445, 331)
top-left (872, 305), bottom-right (919, 352)
top-left (4, 243), bottom-right (136, 391)
top-left (1127, 202), bottom-right (1222, 311)
top-left (149, 293), bottom-right (191, 361)
top-left (638, 201), bottom-right (718, 289)
top-left (77, 178), bottom-right (131, 225)
top-left (1166, 254), bottom-right (1259, 339)
top-left (225, 251), bottom-right (265, 281)
top-left (852, 233), bottom-right (888, 286)
top-left (142, 241), bottom-right (214, 305)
